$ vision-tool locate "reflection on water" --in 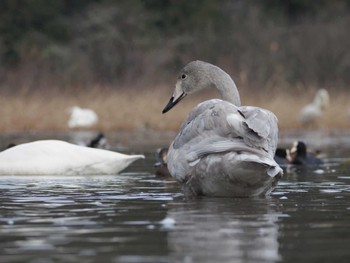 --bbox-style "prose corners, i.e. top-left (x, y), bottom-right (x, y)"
top-left (166, 198), bottom-right (281, 263)
top-left (1, 131), bottom-right (350, 262)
